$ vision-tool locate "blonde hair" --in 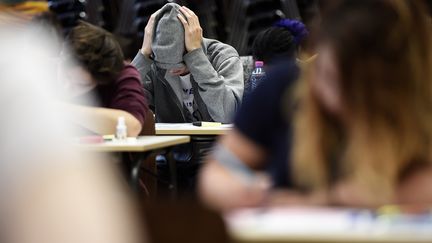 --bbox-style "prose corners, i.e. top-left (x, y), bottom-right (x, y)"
top-left (292, 0), bottom-right (432, 205)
